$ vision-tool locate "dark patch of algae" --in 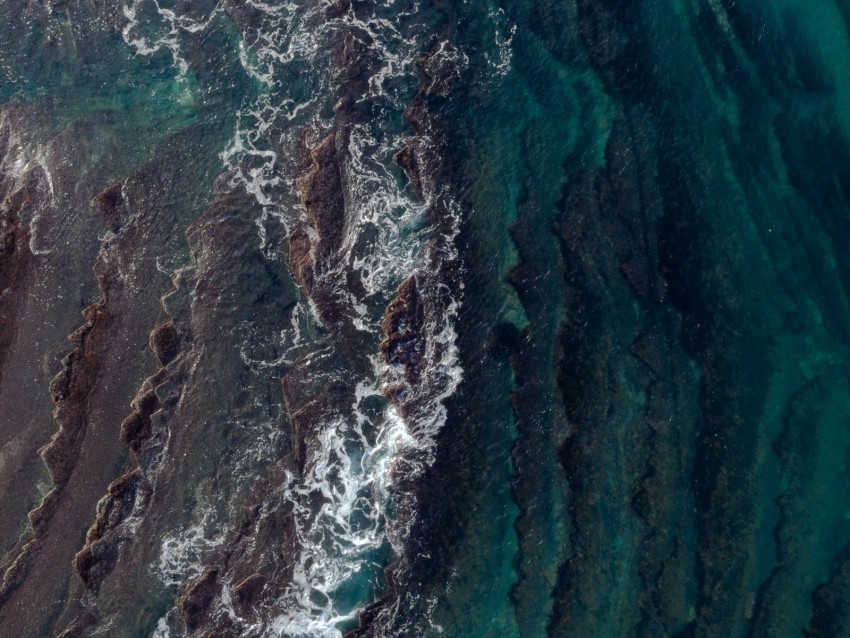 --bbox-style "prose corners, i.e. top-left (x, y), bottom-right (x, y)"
top-left (373, 1), bottom-right (850, 636)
